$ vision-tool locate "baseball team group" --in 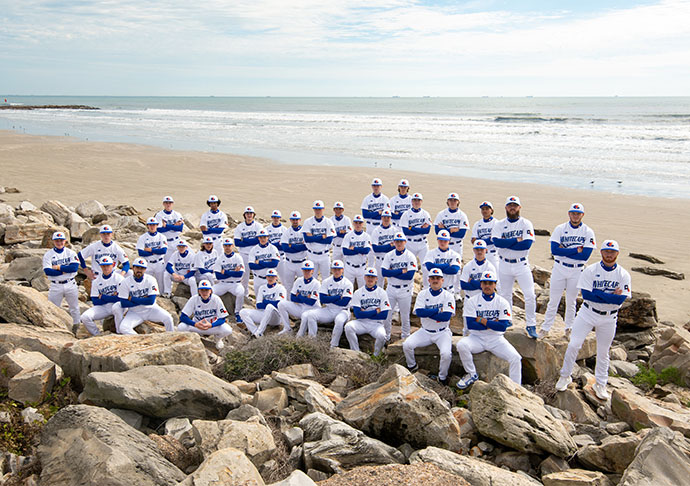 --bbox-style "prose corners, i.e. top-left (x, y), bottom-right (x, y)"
top-left (42, 178), bottom-right (631, 397)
